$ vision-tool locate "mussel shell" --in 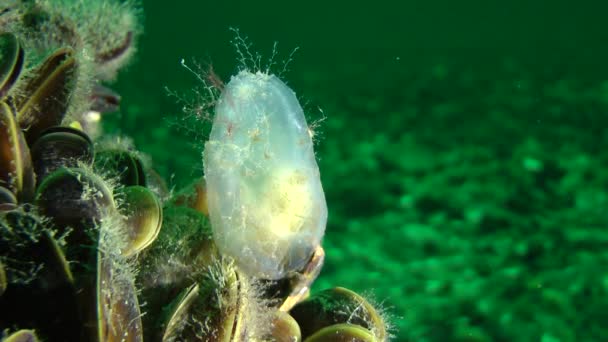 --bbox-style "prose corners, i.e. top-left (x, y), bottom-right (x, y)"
top-left (170, 177), bottom-right (208, 215)
top-left (15, 47), bottom-right (78, 143)
top-left (0, 208), bottom-right (80, 341)
top-left (94, 149), bottom-right (146, 187)
top-left (290, 287), bottom-right (386, 341)
top-left (0, 207), bottom-right (73, 288)
top-left (0, 32), bottom-right (24, 99)
top-left (138, 205), bottom-right (217, 339)
top-left (260, 246), bottom-right (325, 312)
top-left (0, 101), bottom-right (35, 202)
top-left (119, 185), bottom-right (162, 257)
top-left (95, 30), bottom-right (135, 80)
top-left (0, 185), bottom-right (17, 211)
top-left (34, 231), bottom-right (73, 290)
top-left (35, 167), bottom-right (115, 235)
top-left (74, 220), bottom-right (144, 342)
top-left (160, 264), bottom-right (249, 342)
top-left (0, 207), bottom-right (42, 282)
top-left (138, 205), bottom-right (217, 289)
top-left (20, 3), bottom-right (82, 52)
top-left (30, 125), bottom-right (94, 182)
top-left (97, 254), bottom-right (144, 342)
top-left (160, 283), bottom-right (199, 341)
top-left (280, 246), bottom-right (325, 312)
top-left (96, 31), bottom-right (133, 65)
top-left (269, 310), bottom-right (302, 342)
top-left (303, 323), bottom-right (377, 342)
top-left (0, 260), bottom-right (6, 296)
top-left (2, 329), bottom-right (40, 342)
top-left (90, 84), bottom-right (121, 113)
